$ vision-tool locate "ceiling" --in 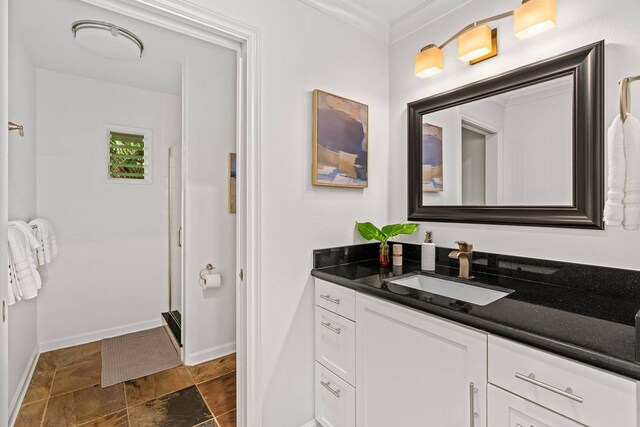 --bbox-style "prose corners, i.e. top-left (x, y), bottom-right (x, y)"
top-left (298, 0), bottom-right (469, 43)
top-left (10, 0), bottom-right (235, 95)
top-left (348, 0), bottom-right (436, 24)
